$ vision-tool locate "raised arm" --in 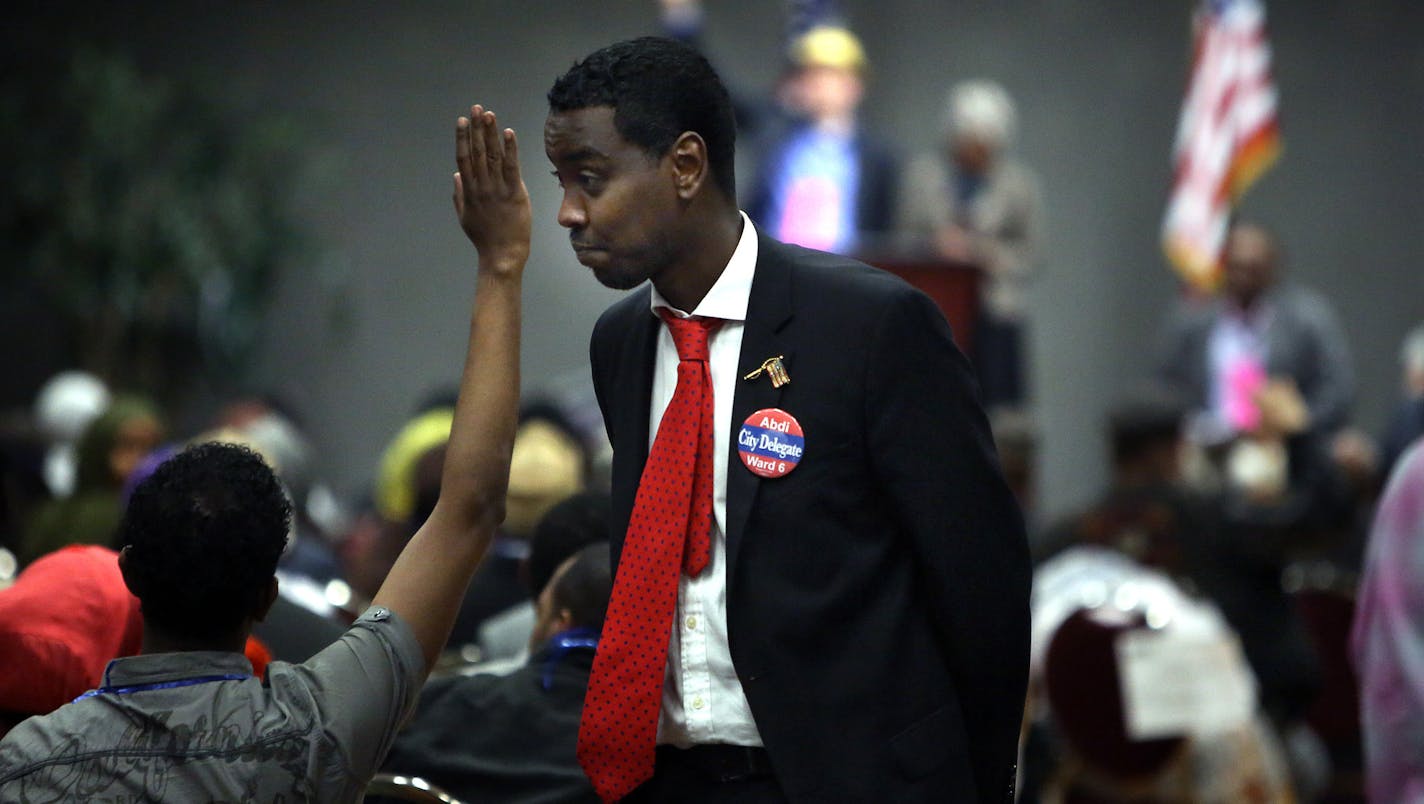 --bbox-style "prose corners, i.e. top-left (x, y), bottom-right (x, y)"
top-left (372, 105), bottom-right (530, 673)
